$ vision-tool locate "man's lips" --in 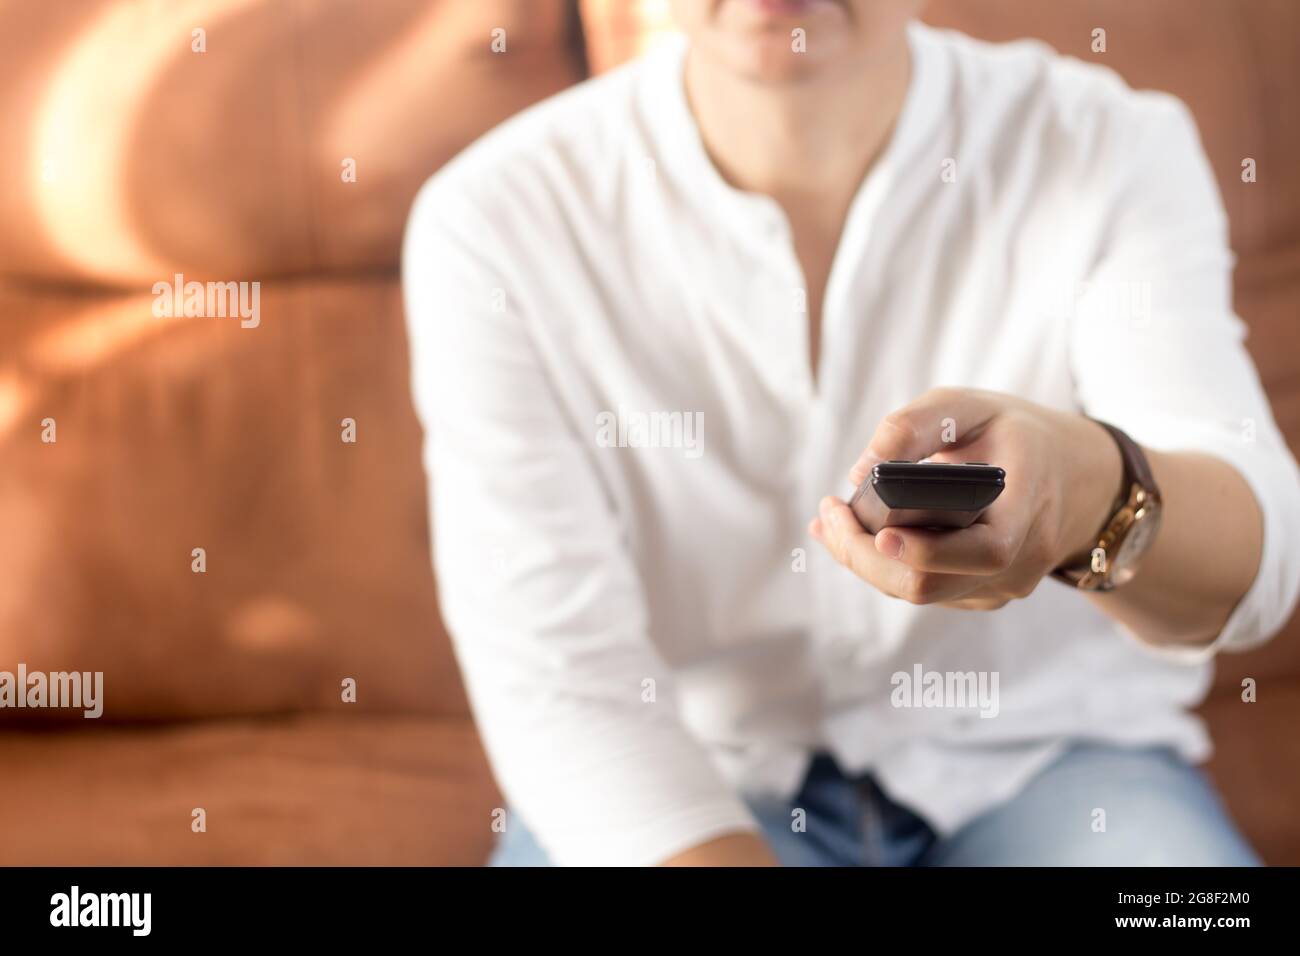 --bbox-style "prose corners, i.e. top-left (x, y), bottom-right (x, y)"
top-left (742, 0), bottom-right (836, 17)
